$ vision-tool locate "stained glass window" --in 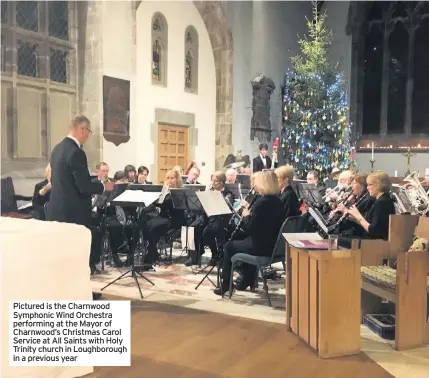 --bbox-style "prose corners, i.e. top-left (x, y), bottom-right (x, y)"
top-left (185, 51), bottom-right (193, 89)
top-left (152, 39), bottom-right (161, 82)
top-left (184, 26), bottom-right (198, 92)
